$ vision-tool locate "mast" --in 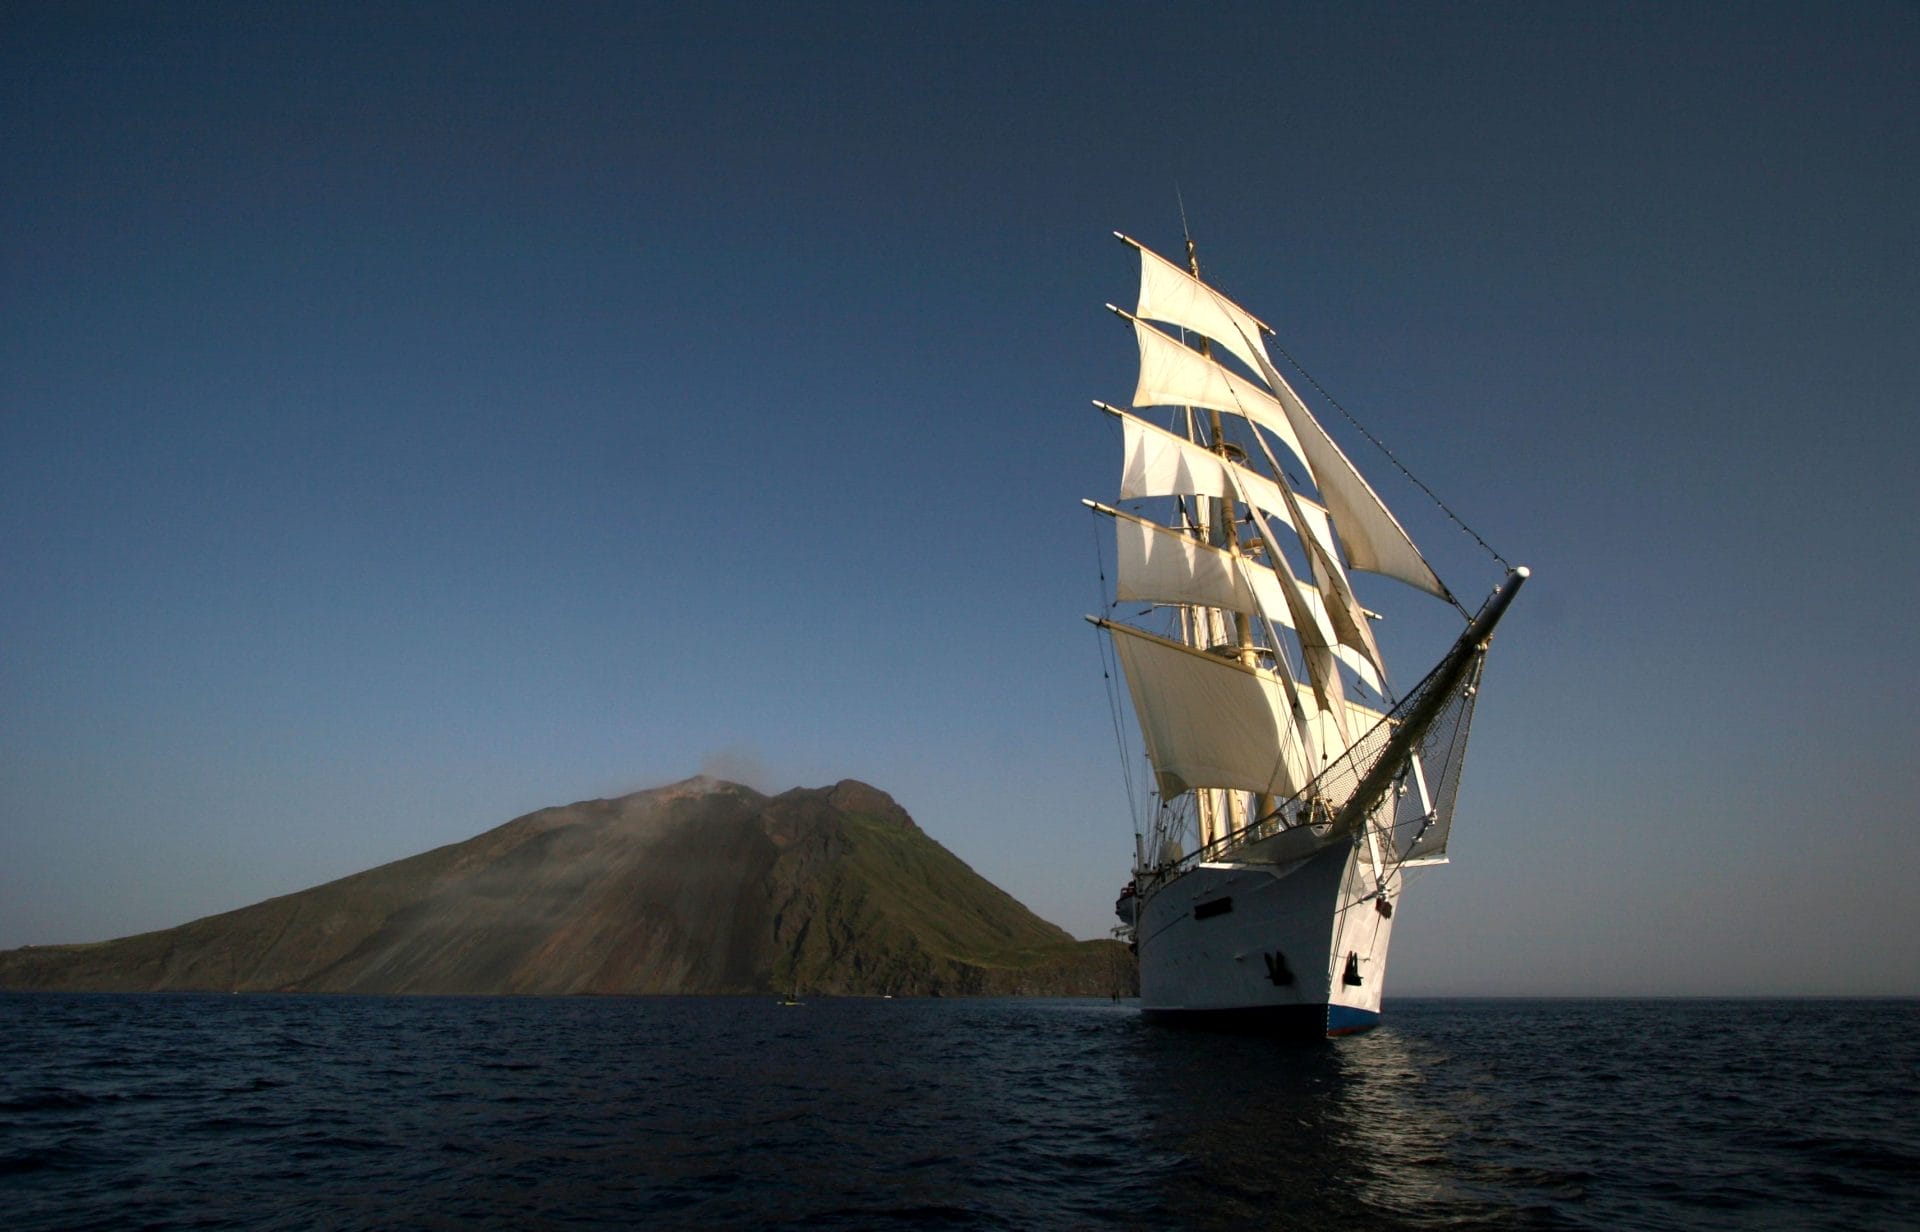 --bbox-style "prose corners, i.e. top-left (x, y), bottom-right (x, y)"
top-left (1182, 236), bottom-right (1261, 846)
